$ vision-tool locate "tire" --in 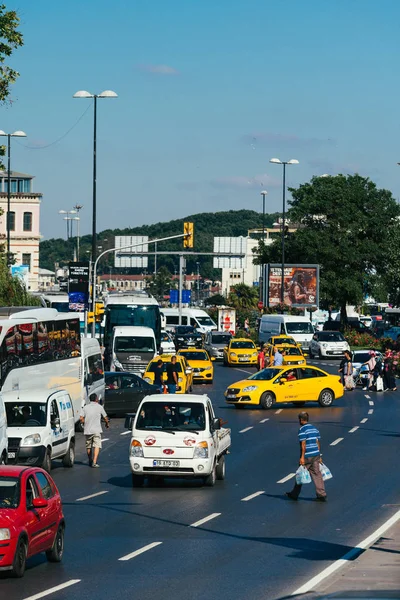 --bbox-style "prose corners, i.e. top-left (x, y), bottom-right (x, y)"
top-left (46, 524), bottom-right (65, 563)
top-left (319, 388), bottom-right (334, 407)
top-left (132, 474), bottom-right (145, 487)
top-left (216, 455), bottom-right (225, 480)
top-left (62, 441), bottom-right (75, 468)
top-left (11, 538), bottom-right (27, 578)
top-left (42, 449), bottom-right (52, 472)
top-left (293, 401), bottom-right (306, 407)
top-left (204, 464), bottom-right (216, 487)
top-left (260, 392), bottom-right (274, 409)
